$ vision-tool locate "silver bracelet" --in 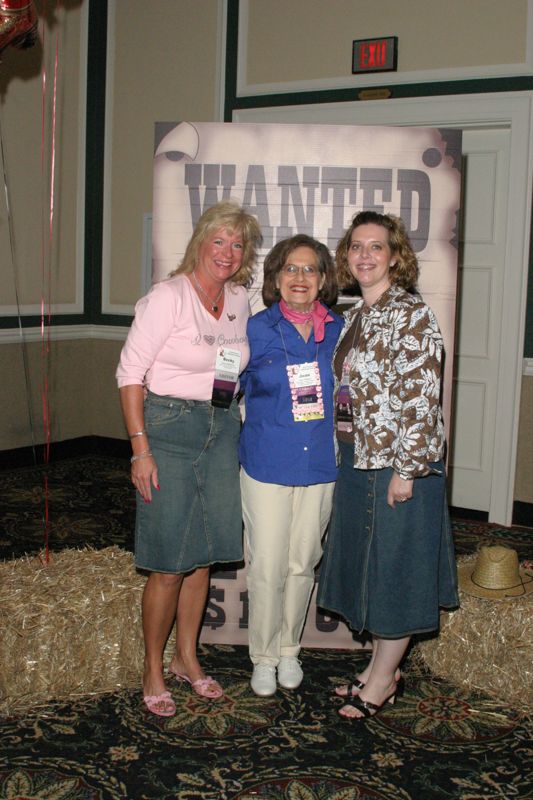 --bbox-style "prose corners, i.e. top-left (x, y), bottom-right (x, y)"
top-left (129, 429), bottom-right (147, 439)
top-left (131, 450), bottom-right (153, 463)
